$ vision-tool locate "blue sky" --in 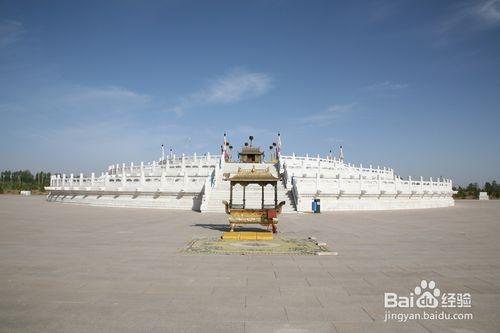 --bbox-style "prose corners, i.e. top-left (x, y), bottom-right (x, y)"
top-left (1, 0), bottom-right (499, 186)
